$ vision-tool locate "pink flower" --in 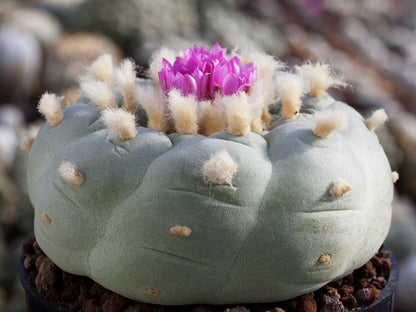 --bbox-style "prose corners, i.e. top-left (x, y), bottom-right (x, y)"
top-left (158, 43), bottom-right (257, 100)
